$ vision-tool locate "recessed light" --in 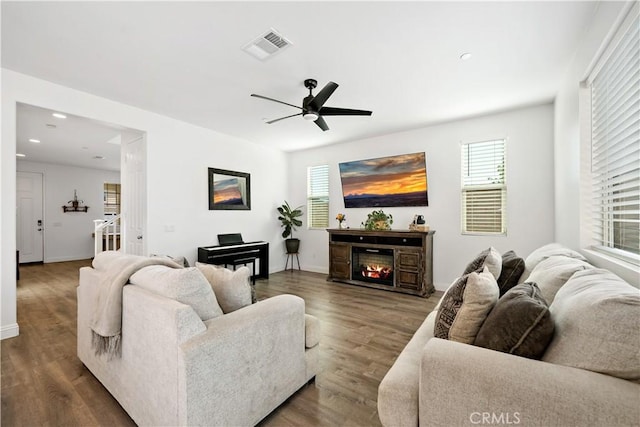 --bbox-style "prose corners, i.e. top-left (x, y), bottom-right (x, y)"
top-left (52, 113), bottom-right (67, 119)
top-left (82, 146), bottom-right (89, 150)
top-left (29, 138), bottom-right (41, 143)
top-left (16, 153), bottom-right (26, 158)
top-left (460, 52), bottom-right (472, 61)
top-left (46, 124), bottom-right (57, 128)
top-left (93, 155), bottom-right (105, 160)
